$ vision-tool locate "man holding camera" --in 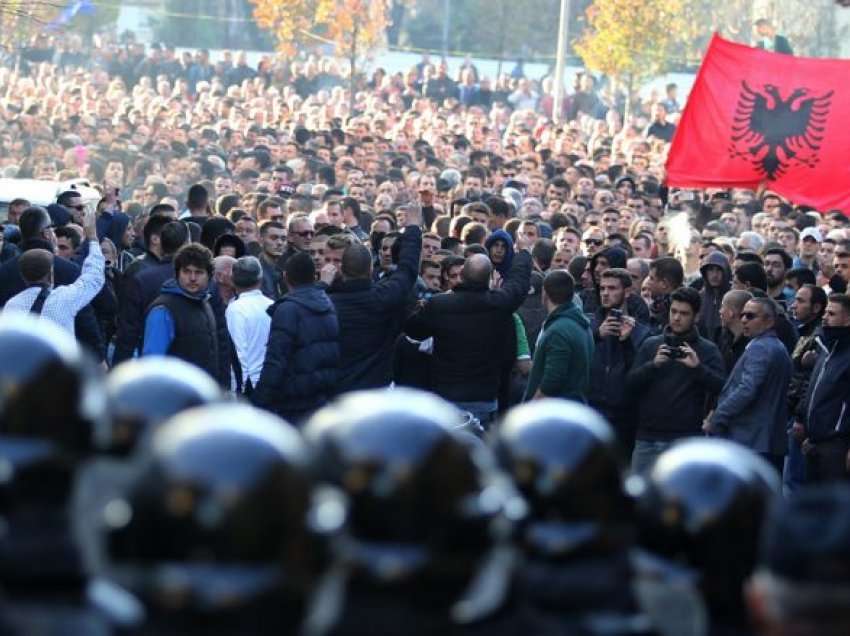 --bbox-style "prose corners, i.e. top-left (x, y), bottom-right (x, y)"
top-left (588, 268), bottom-right (651, 458)
top-left (626, 287), bottom-right (726, 473)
